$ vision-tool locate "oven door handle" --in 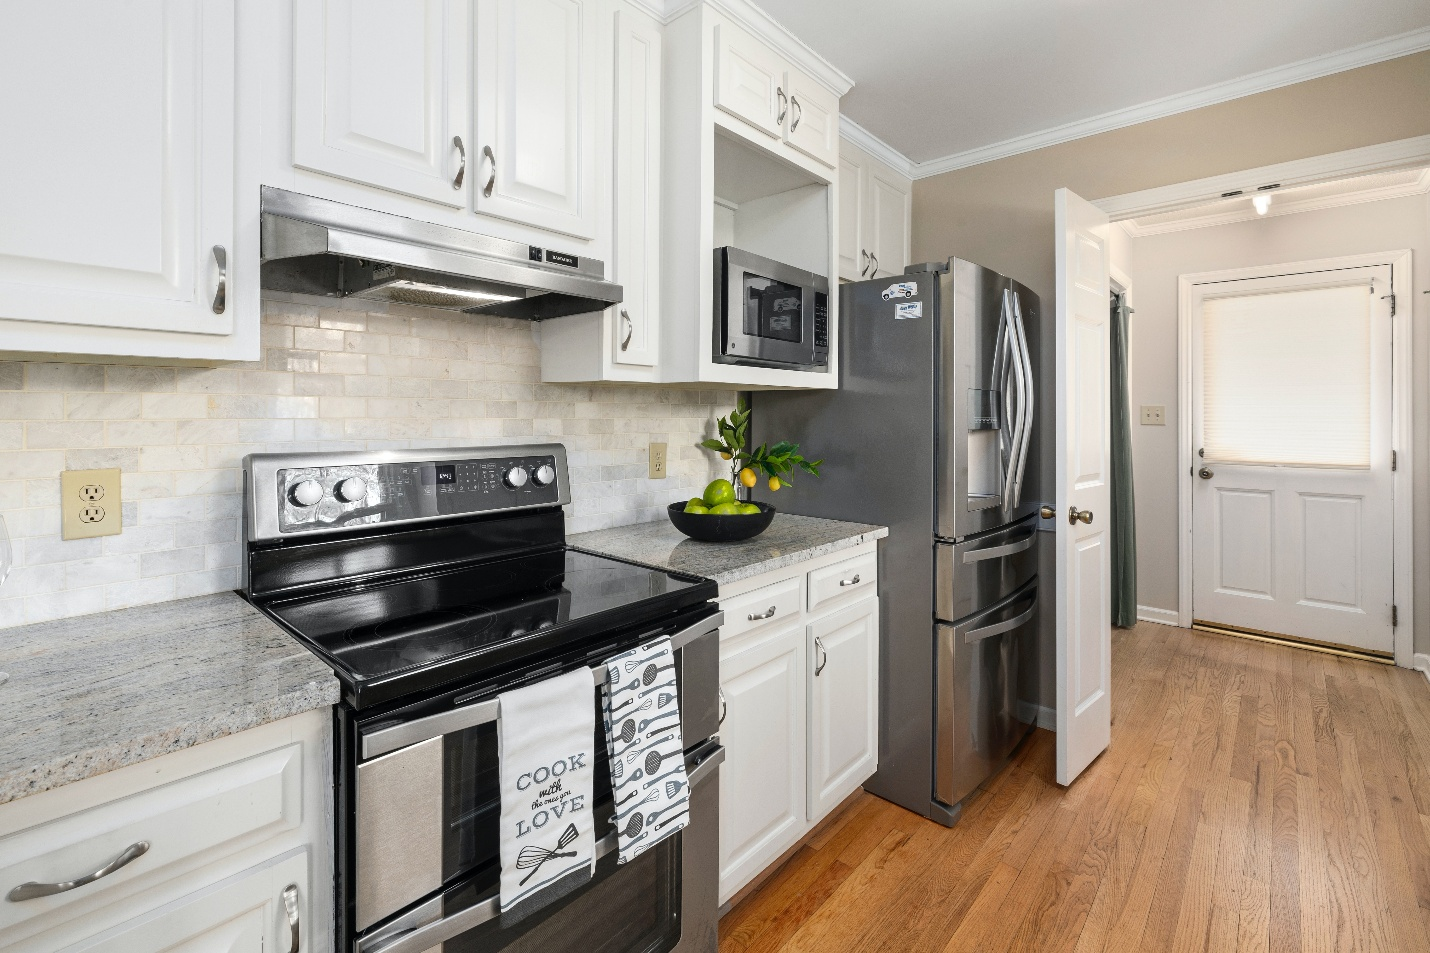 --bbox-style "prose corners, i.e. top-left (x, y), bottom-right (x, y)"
top-left (357, 743), bottom-right (724, 953)
top-left (361, 611), bottom-right (724, 760)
